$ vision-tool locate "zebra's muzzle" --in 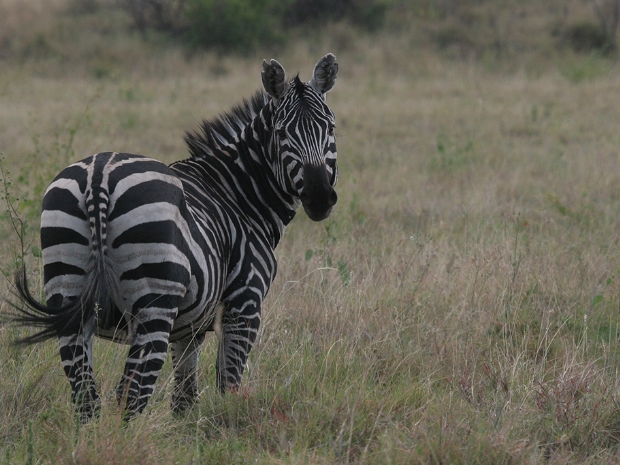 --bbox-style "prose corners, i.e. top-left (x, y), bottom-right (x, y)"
top-left (299, 163), bottom-right (338, 222)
